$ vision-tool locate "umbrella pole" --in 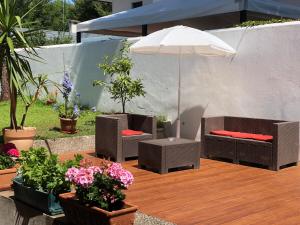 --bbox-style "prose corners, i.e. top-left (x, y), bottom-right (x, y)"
top-left (176, 52), bottom-right (181, 138)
